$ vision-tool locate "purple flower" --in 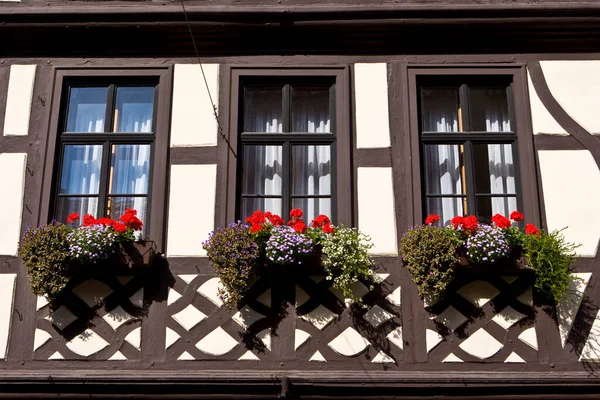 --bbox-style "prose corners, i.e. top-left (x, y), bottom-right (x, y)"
top-left (465, 224), bottom-right (510, 264)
